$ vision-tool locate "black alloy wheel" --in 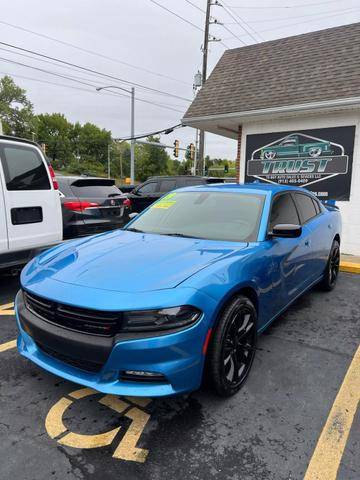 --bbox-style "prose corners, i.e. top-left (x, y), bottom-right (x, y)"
top-left (207, 295), bottom-right (257, 397)
top-left (321, 239), bottom-right (340, 291)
